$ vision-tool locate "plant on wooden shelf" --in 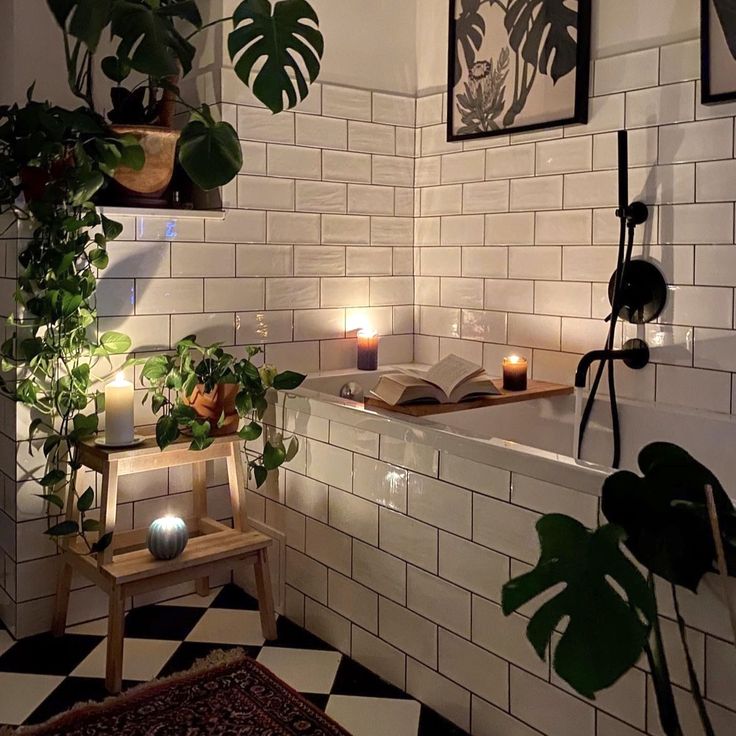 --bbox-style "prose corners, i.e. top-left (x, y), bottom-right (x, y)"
top-left (502, 442), bottom-right (736, 736)
top-left (140, 336), bottom-right (305, 487)
top-left (49, 0), bottom-right (324, 201)
top-left (0, 95), bottom-right (142, 554)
